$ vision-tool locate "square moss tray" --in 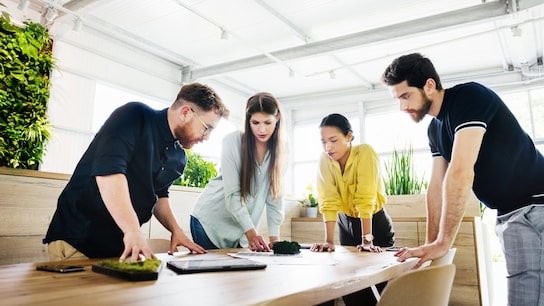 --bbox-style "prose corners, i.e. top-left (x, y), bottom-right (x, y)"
top-left (92, 260), bottom-right (162, 281)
